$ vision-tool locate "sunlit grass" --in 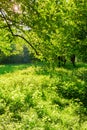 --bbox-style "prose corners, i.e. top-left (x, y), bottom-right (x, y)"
top-left (0, 62), bottom-right (87, 130)
top-left (0, 63), bottom-right (32, 75)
